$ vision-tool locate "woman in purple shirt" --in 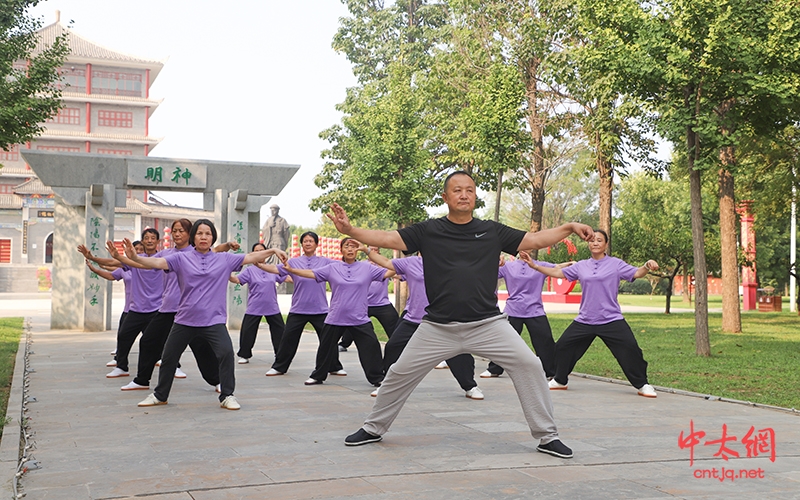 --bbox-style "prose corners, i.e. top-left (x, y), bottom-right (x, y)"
top-left (108, 219), bottom-right (225, 392)
top-left (82, 241), bottom-right (142, 367)
top-left (522, 229), bottom-right (659, 398)
top-left (481, 256), bottom-right (562, 379)
top-left (82, 228), bottom-right (164, 379)
top-left (366, 252), bottom-right (484, 400)
top-left (284, 238), bottom-right (392, 386)
top-left (265, 232), bottom-right (344, 377)
top-left (120, 219), bottom-right (286, 410)
top-left (338, 246), bottom-right (399, 352)
top-left (229, 242), bottom-right (287, 364)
